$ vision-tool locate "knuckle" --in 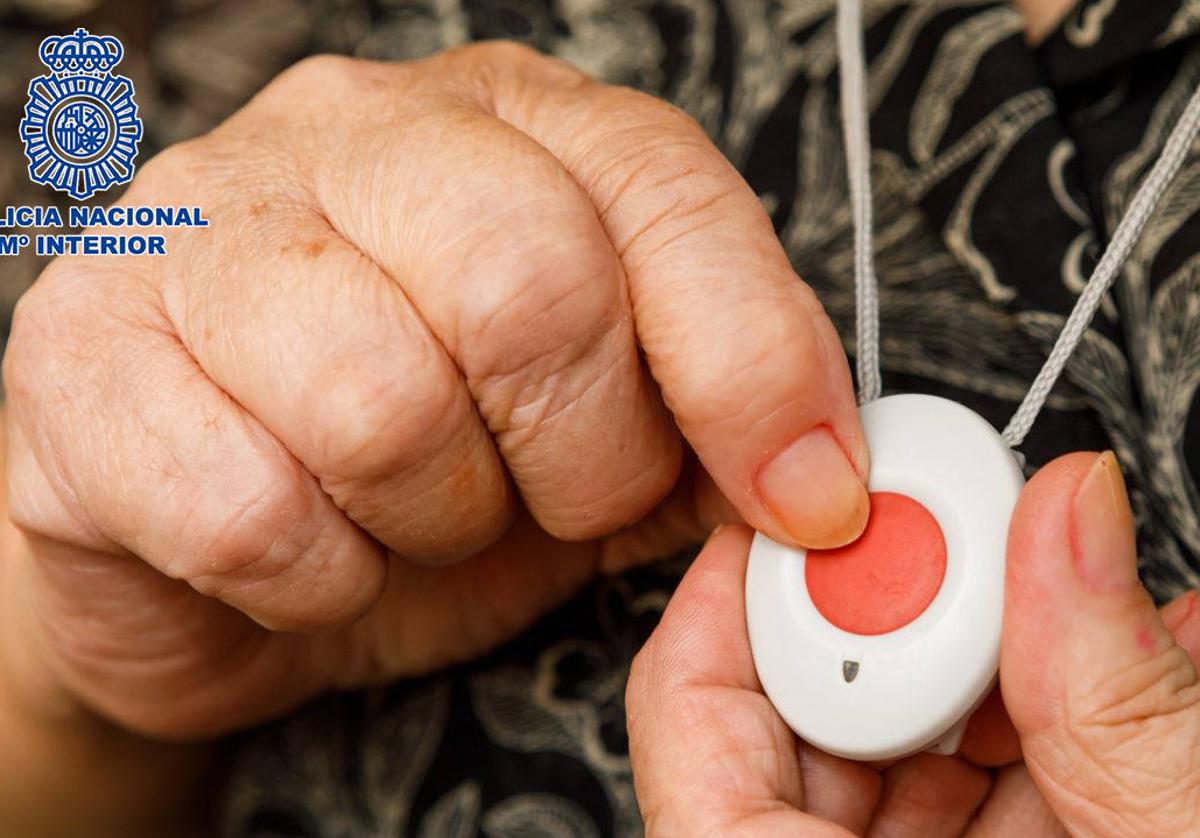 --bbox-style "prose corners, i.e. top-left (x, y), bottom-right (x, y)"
top-left (1075, 645), bottom-right (1200, 730)
top-left (270, 53), bottom-right (370, 99)
top-left (303, 350), bottom-right (466, 481)
top-left (464, 39), bottom-right (544, 65)
top-left (455, 228), bottom-right (623, 398)
top-left (433, 41), bottom-right (591, 115)
top-left (167, 462), bottom-right (318, 592)
top-left (252, 55), bottom-right (398, 135)
top-left (449, 40), bottom-right (559, 81)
